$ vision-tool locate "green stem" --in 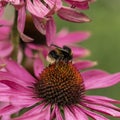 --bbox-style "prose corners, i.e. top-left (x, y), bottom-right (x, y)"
top-left (11, 10), bottom-right (19, 61)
